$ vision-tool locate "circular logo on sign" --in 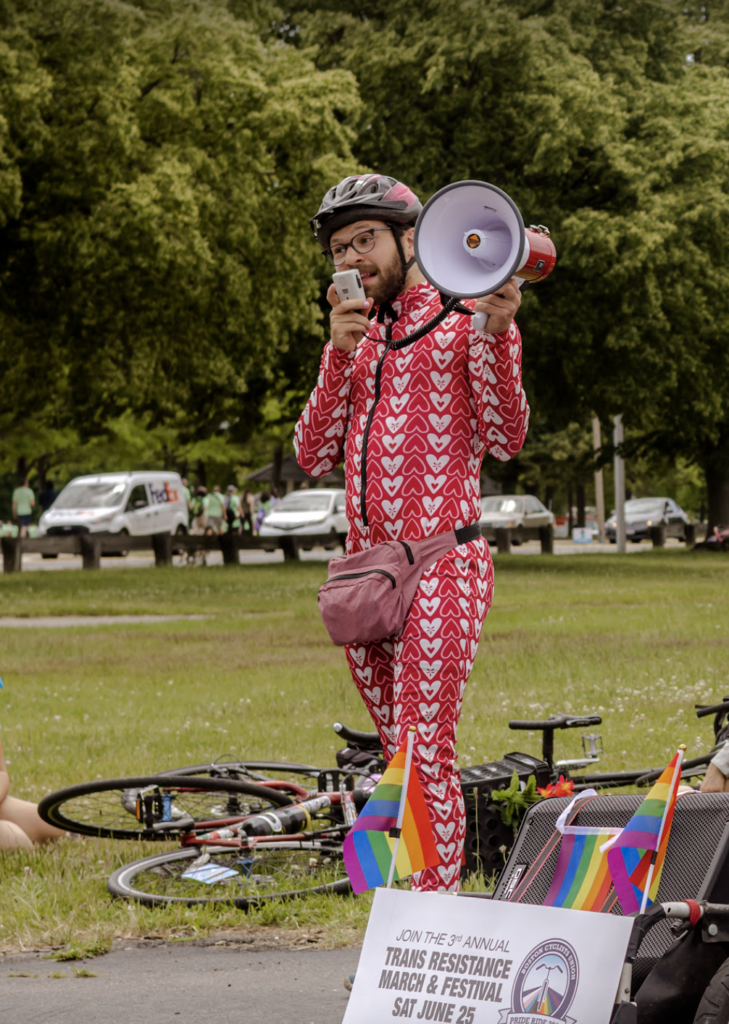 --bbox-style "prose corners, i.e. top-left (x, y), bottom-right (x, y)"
top-left (511, 939), bottom-right (579, 1020)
